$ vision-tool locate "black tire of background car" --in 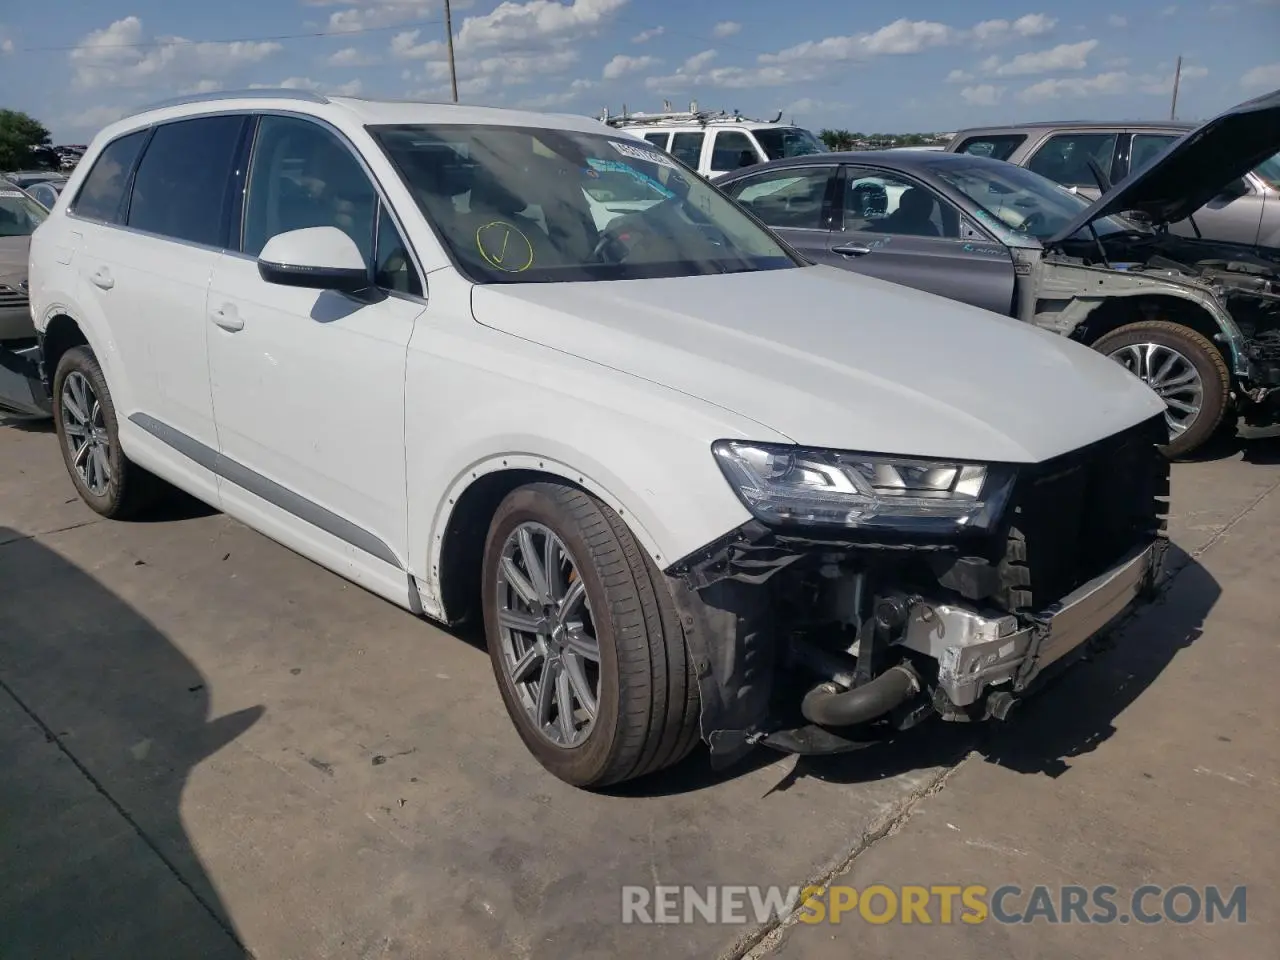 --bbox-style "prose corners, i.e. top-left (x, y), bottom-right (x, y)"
top-left (1093, 320), bottom-right (1232, 459)
top-left (52, 346), bottom-right (162, 519)
top-left (482, 483), bottom-right (701, 788)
